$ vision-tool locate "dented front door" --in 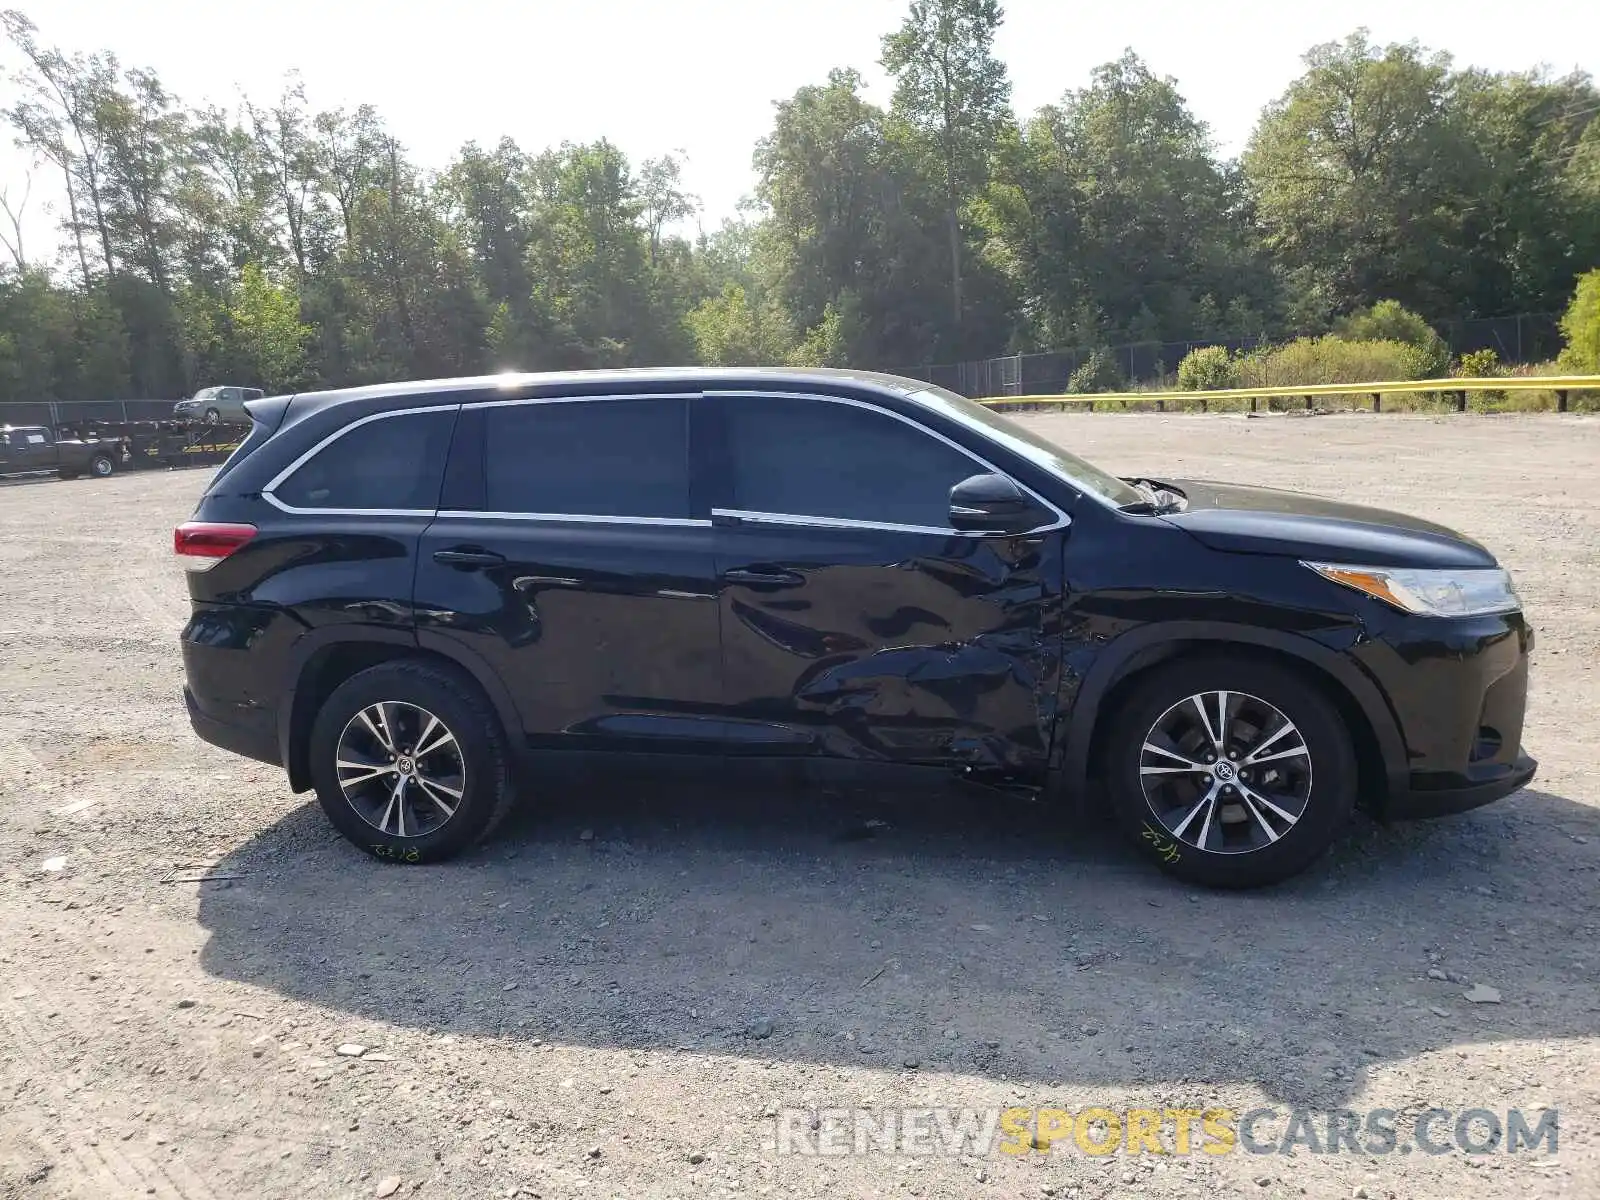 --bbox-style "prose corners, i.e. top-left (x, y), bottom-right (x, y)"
top-left (707, 391), bottom-right (1066, 780)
